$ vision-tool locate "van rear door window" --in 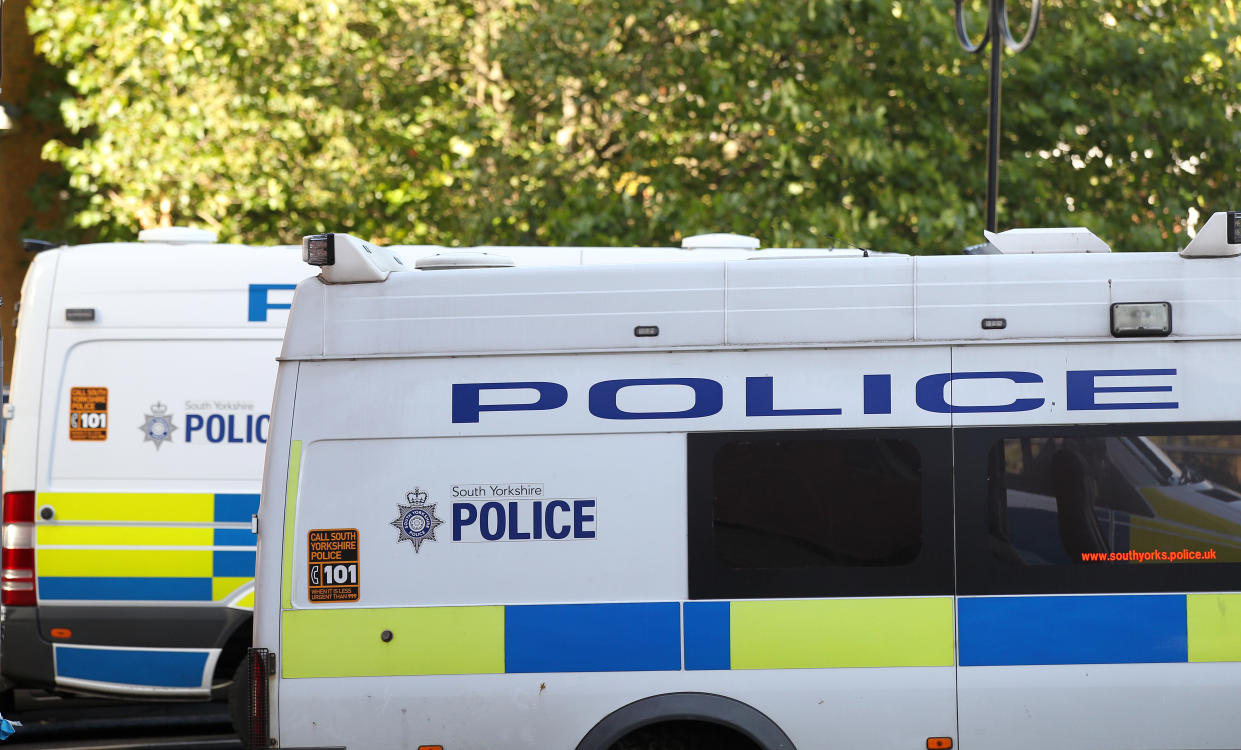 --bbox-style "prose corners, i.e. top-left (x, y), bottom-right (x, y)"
top-left (957, 424), bottom-right (1241, 595)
